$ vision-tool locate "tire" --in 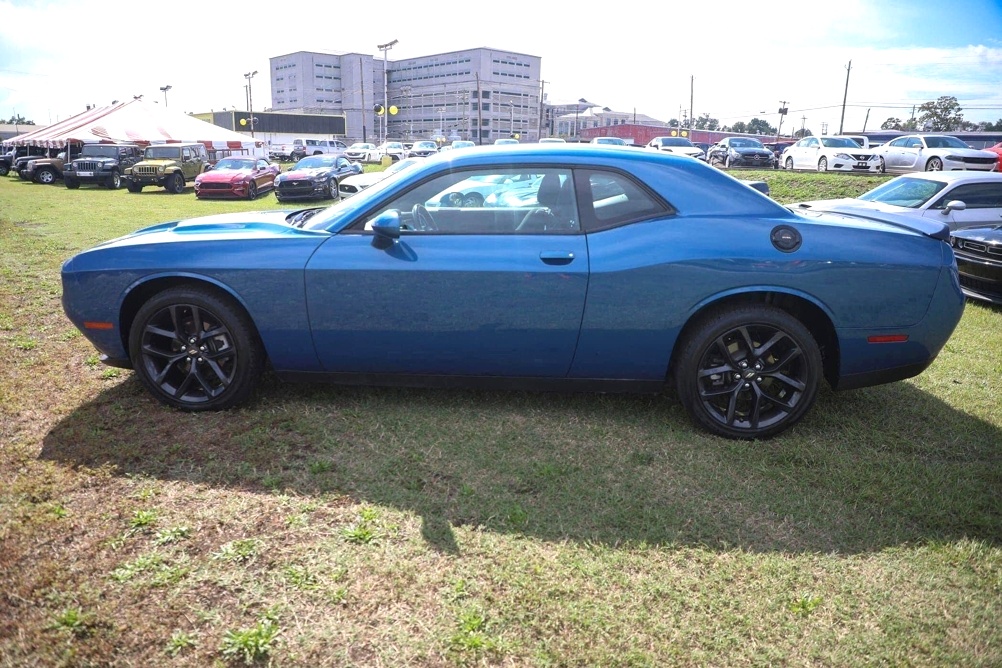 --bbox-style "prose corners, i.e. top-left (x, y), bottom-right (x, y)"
top-left (0, 163), bottom-right (9, 176)
top-left (925, 157), bottom-right (944, 171)
top-left (878, 157), bottom-right (886, 174)
top-left (128, 286), bottom-right (265, 411)
top-left (18, 170), bottom-right (30, 181)
top-left (36, 167), bottom-right (57, 184)
top-left (65, 178), bottom-right (80, 189)
top-left (673, 305), bottom-right (822, 439)
top-left (127, 182), bottom-right (143, 193)
top-left (817, 156), bottom-right (828, 172)
top-left (785, 157), bottom-right (794, 170)
top-left (106, 170), bottom-right (121, 189)
top-left (246, 181), bottom-right (258, 200)
top-left (165, 172), bottom-right (185, 194)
